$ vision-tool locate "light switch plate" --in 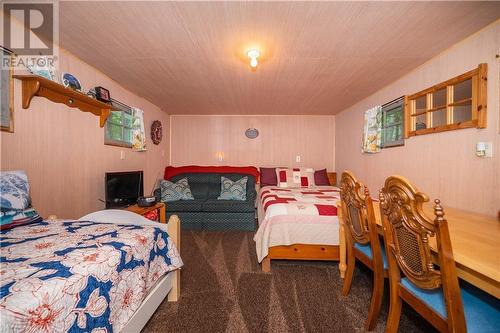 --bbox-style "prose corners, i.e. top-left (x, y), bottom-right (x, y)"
top-left (296, 155), bottom-right (301, 163)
